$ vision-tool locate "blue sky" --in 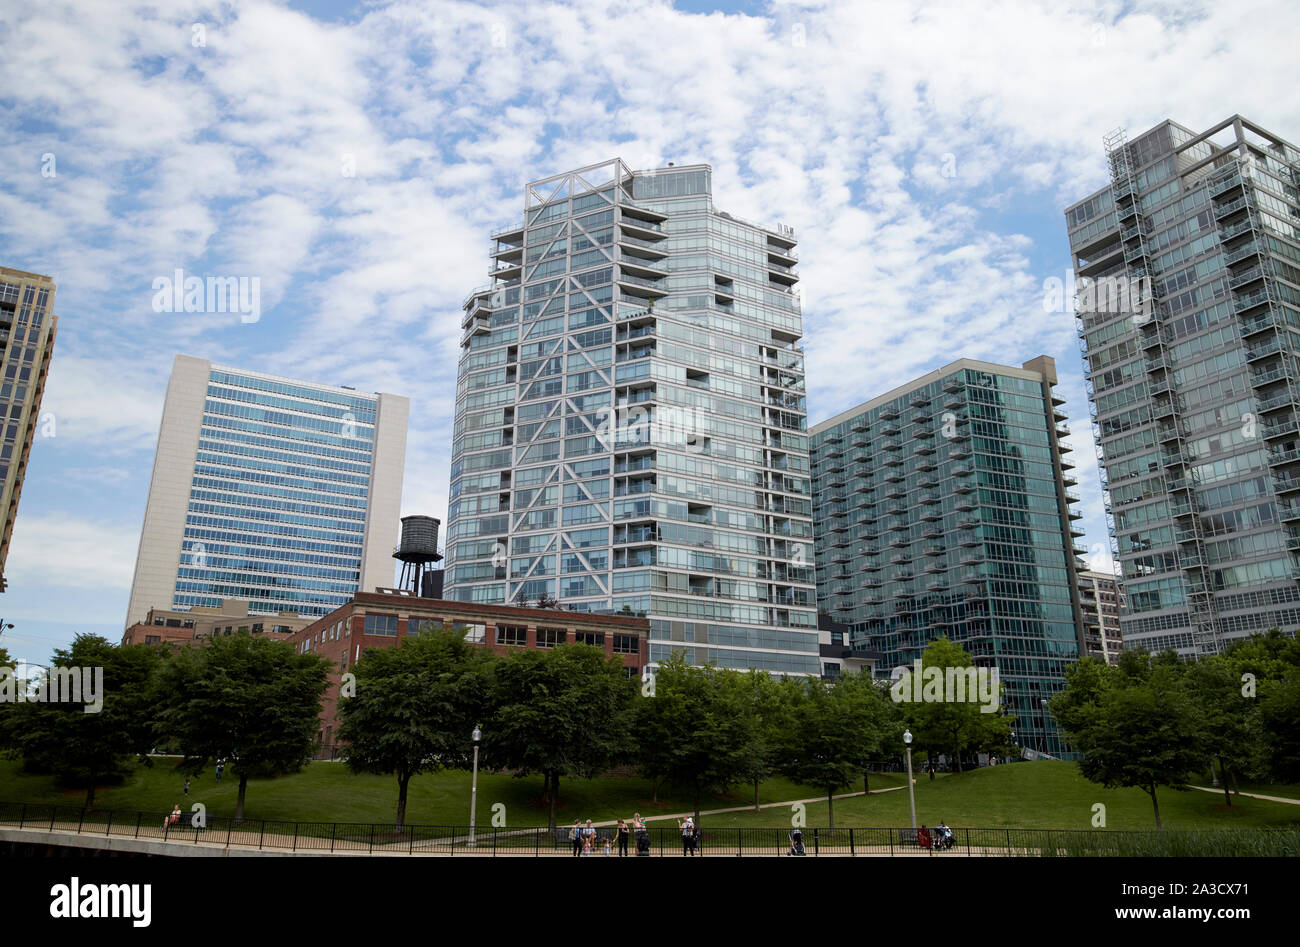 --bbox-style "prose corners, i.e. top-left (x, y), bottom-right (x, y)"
top-left (1, 0), bottom-right (1297, 665)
